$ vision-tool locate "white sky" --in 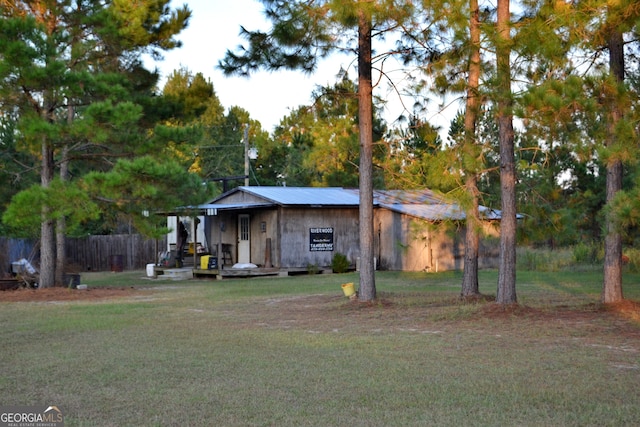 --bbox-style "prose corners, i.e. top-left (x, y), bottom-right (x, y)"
top-left (147, 0), bottom-right (352, 132)
top-left (148, 0), bottom-right (457, 134)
